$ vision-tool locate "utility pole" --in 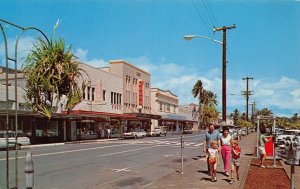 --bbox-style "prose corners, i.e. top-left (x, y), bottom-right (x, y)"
top-left (242, 77), bottom-right (253, 121)
top-left (250, 100), bottom-right (256, 125)
top-left (214, 24), bottom-right (236, 123)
